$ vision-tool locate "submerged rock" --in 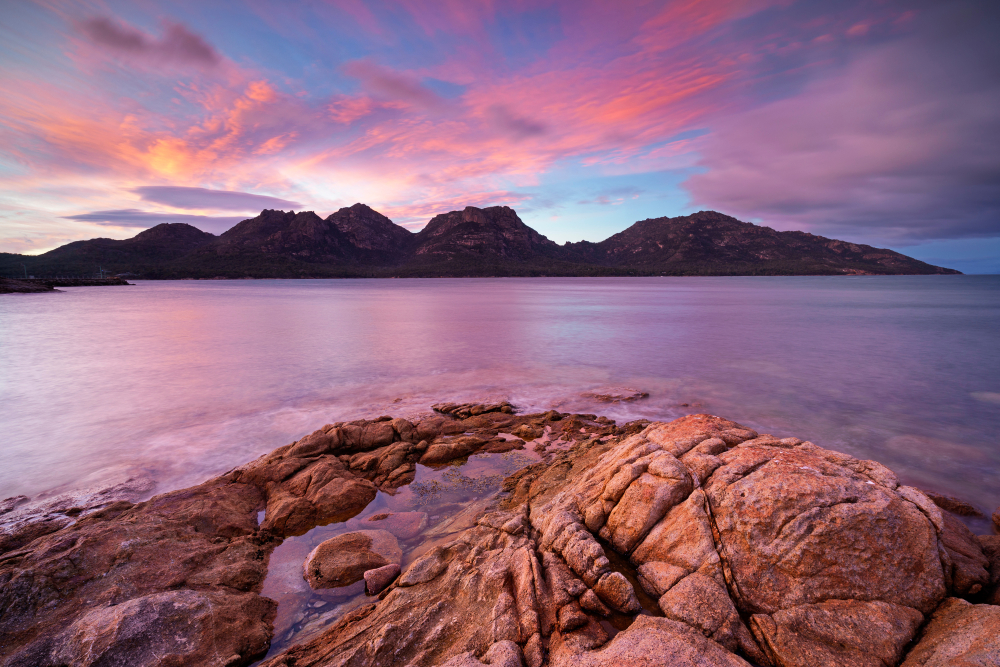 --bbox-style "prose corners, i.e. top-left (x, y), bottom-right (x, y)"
top-left (303, 530), bottom-right (401, 589)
